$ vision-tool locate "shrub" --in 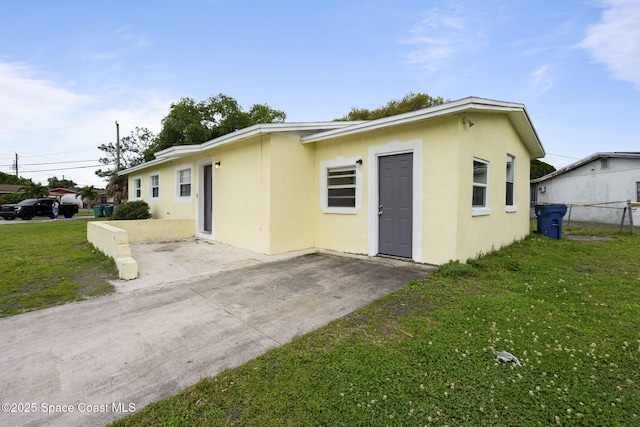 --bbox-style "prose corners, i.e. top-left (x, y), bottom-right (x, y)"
top-left (112, 200), bottom-right (152, 220)
top-left (0, 192), bottom-right (27, 205)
